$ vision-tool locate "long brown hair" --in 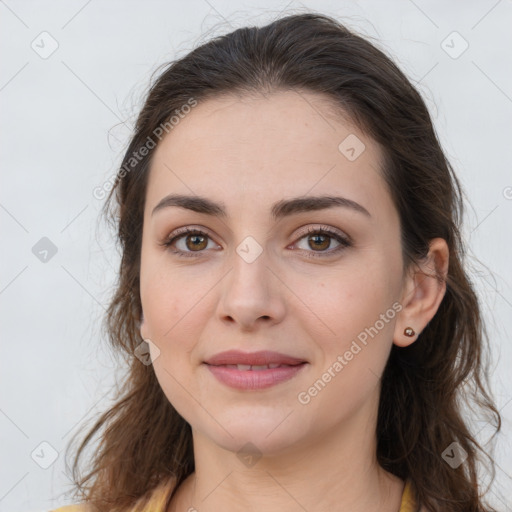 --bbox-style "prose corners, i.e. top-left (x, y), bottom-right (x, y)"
top-left (66, 12), bottom-right (502, 511)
